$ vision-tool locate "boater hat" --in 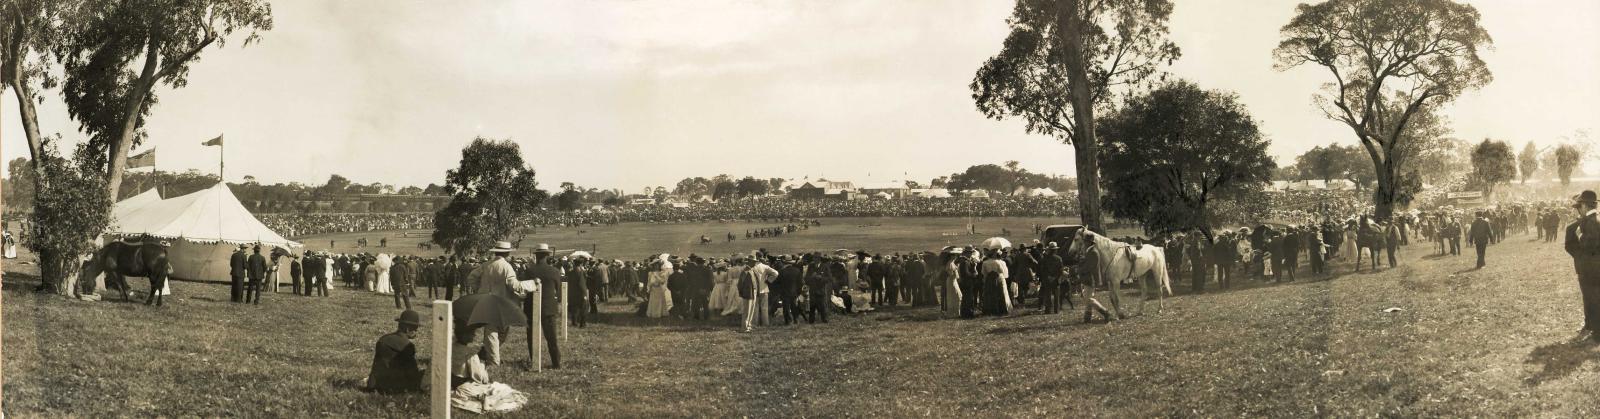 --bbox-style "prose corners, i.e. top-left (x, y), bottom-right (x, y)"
top-left (532, 243), bottom-right (552, 254)
top-left (490, 241), bottom-right (515, 253)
